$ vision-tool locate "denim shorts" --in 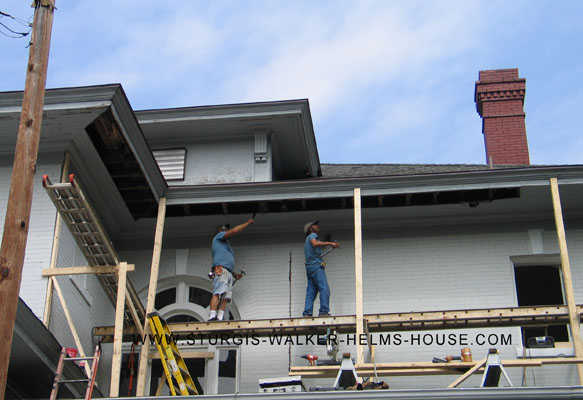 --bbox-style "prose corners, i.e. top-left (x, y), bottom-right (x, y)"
top-left (213, 268), bottom-right (234, 301)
